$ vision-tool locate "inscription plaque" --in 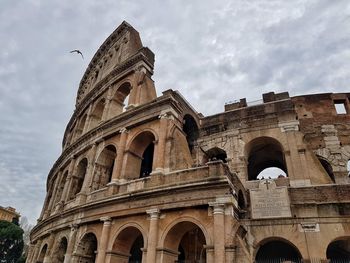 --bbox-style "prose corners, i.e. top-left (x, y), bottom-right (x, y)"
top-left (250, 179), bottom-right (292, 219)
